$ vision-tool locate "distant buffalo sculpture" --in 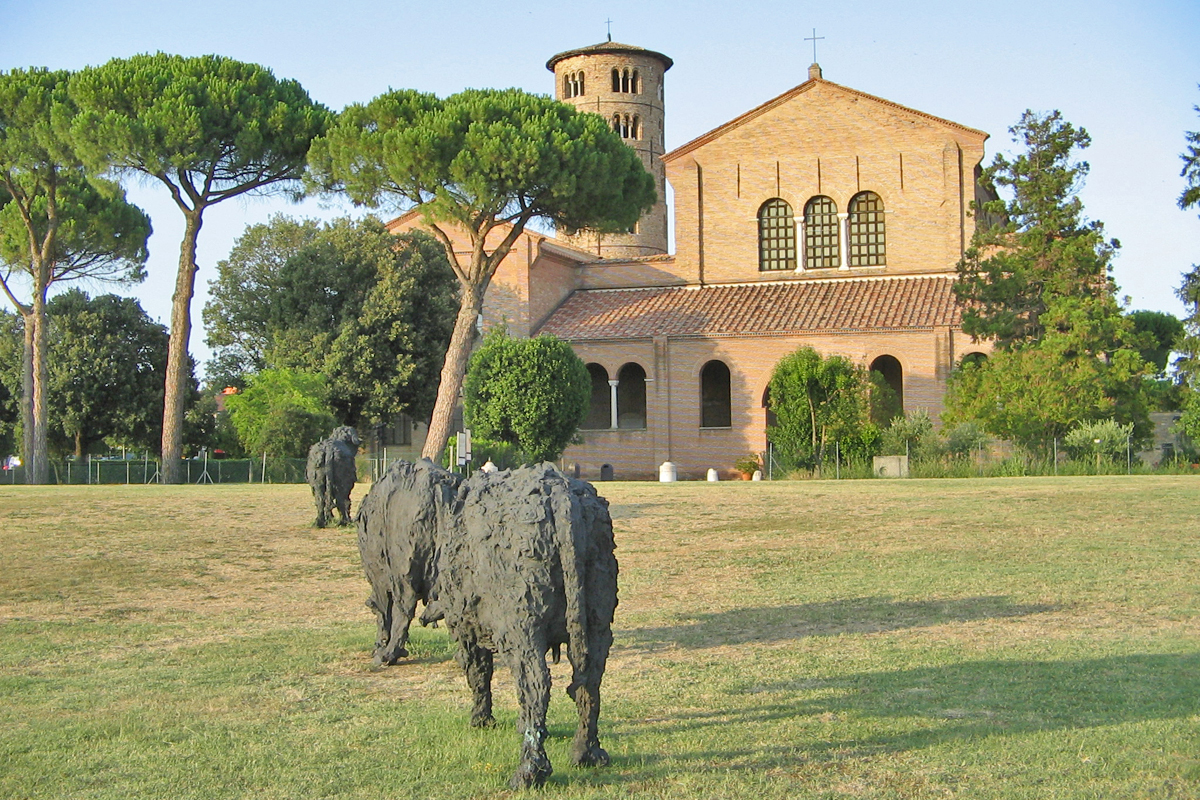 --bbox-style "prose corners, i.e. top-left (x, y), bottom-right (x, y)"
top-left (356, 459), bottom-right (618, 789)
top-left (306, 426), bottom-right (360, 527)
